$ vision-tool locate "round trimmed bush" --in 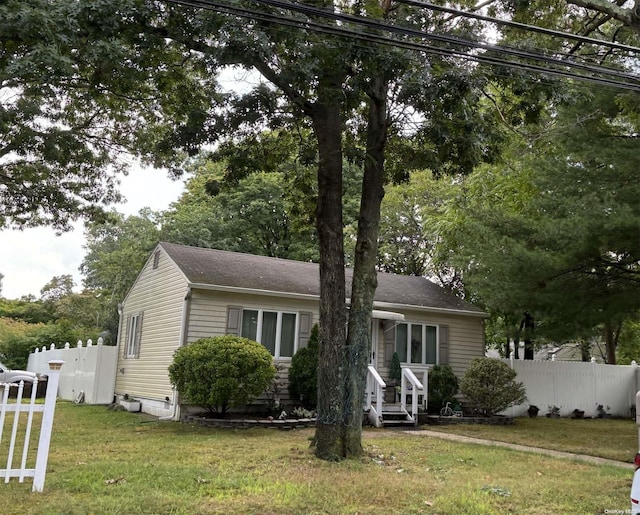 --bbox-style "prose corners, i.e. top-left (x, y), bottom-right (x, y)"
top-left (168, 335), bottom-right (276, 415)
top-left (460, 358), bottom-right (526, 416)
